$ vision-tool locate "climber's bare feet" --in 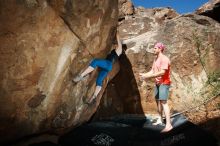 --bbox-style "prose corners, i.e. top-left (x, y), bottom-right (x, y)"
top-left (161, 125), bottom-right (173, 133)
top-left (88, 95), bottom-right (97, 104)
